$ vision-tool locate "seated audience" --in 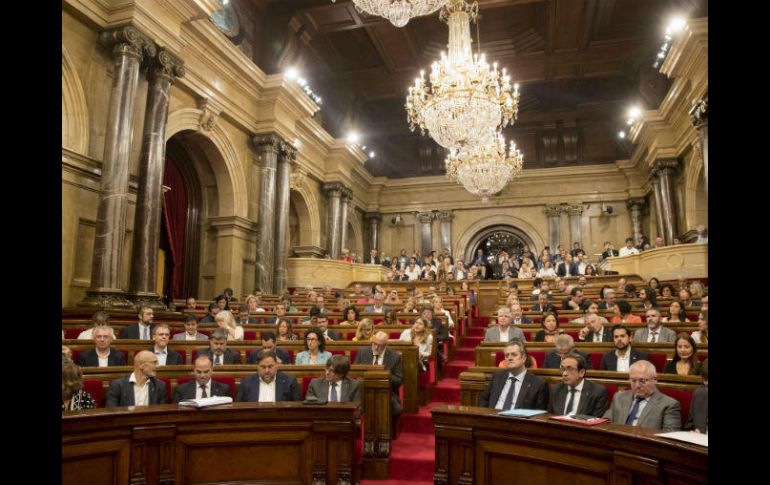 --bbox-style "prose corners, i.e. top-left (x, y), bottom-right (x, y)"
top-left (648, 277), bottom-right (661, 293)
top-left (236, 350), bottom-right (300, 402)
top-left (571, 301), bottom-right (609, 326)
top-left (663, 300), bottom-right (690, 323)
top-left (684, 359), bottom-right (708, 433)
top-left (603, 360), bottom-right (681, 431)
top-left (534, 312), bottom-right (564, 343)
top-left (547, 352), bottom-right (608, 418)
top-left (200, 302), bottom-right (220, 323)
top-left (106, 350), bottom-right (166, 407)
top-left (215, 310), bottom-right (244, 341)
top-left (633, 308), bottom-right (676, 343)
top-left (295, 327), bottom-right (332, 365)
top-left (172, 315), bottom-right (209, 341)
top-left (679, 288), bottom-right (701, 308)
top-left (543, 334), bottom-right (592, 369)
top-left (399, 317), bottom-right (433, 371)
top-left (480, 339), bottom-right (548, 410)
top-left (510, 303), bottom-right (531, 325)
top-left (353, 318), bottom-right (375, 342)
top-left (306, 355), bottom-right (361, 404)
top-left (659, 284), bottom-right (676, 299)
top-left (637, 286), bottom-right (657, 310)
top-left (382, 309), bottom-right (401, 325)
top-left (562, 287), bottom-right (587, 312)
top-left (316, 315), bottom-right (342, 341)
top-left (600, 325), bottom-right (650, 371)
top-left (662, 332), bottom-right (701, 376)
top-left (76, 326), bottom-right (126, 367)
top-left (198, 328), bottom-right (242, 365)
top-left (236, 304), bottom-right (257, 324)
top-left (364, 292), bottom-right (390, 313)
top-left (77, 310), bottom-right (116, 340)
top-left (62, 361), bottom-right (97, 412)
top-left (433, 296), bottom-right (455, 331)
top-left (484, 307), bottom-right (525, 343)
top-left (420, 306), bottom-right (448, 362)
top-left (172, 355), bottom-right (231, 403)
top-left (149, 323), bottom-right (183, 365)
